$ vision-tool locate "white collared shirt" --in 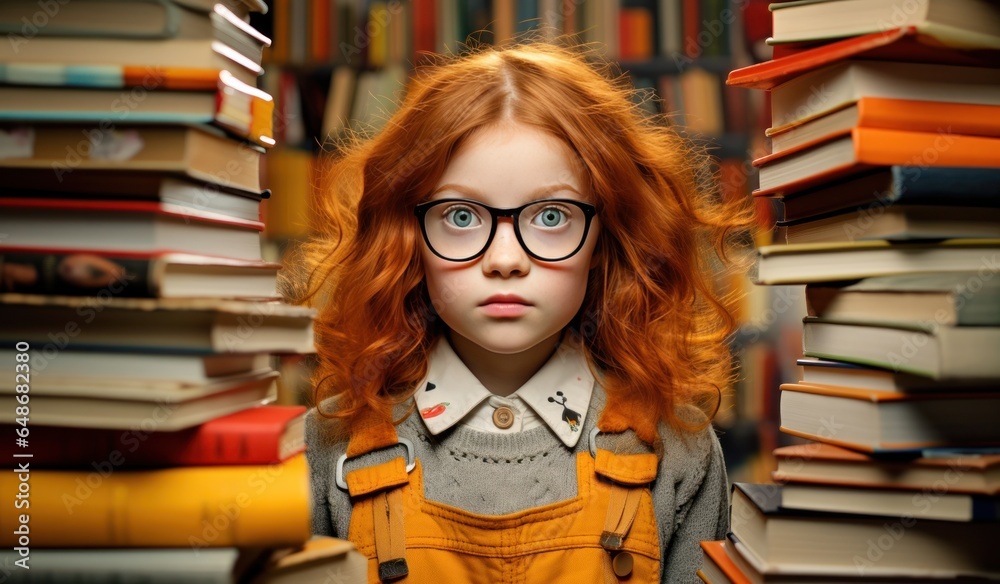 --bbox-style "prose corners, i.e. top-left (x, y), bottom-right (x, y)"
top-left (413, 335), bottom-right (595, 448)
